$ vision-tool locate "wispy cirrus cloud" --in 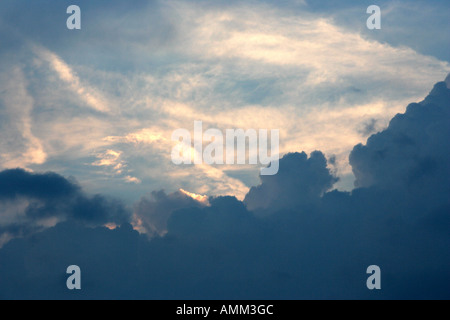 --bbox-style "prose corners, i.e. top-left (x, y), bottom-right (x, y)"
top-left (33, 46), bottom-right (111, 114)
top-left (0, 66), bottom-right (46, 168)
